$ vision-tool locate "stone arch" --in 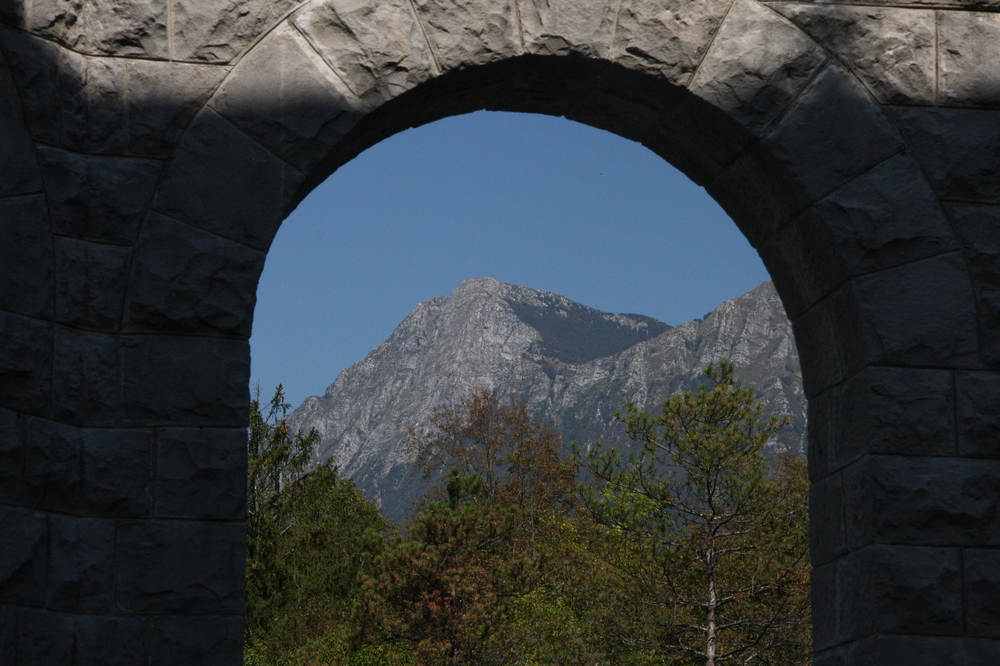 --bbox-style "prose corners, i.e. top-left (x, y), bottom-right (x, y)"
top-left (2, 0), bottom-right (999, 663)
